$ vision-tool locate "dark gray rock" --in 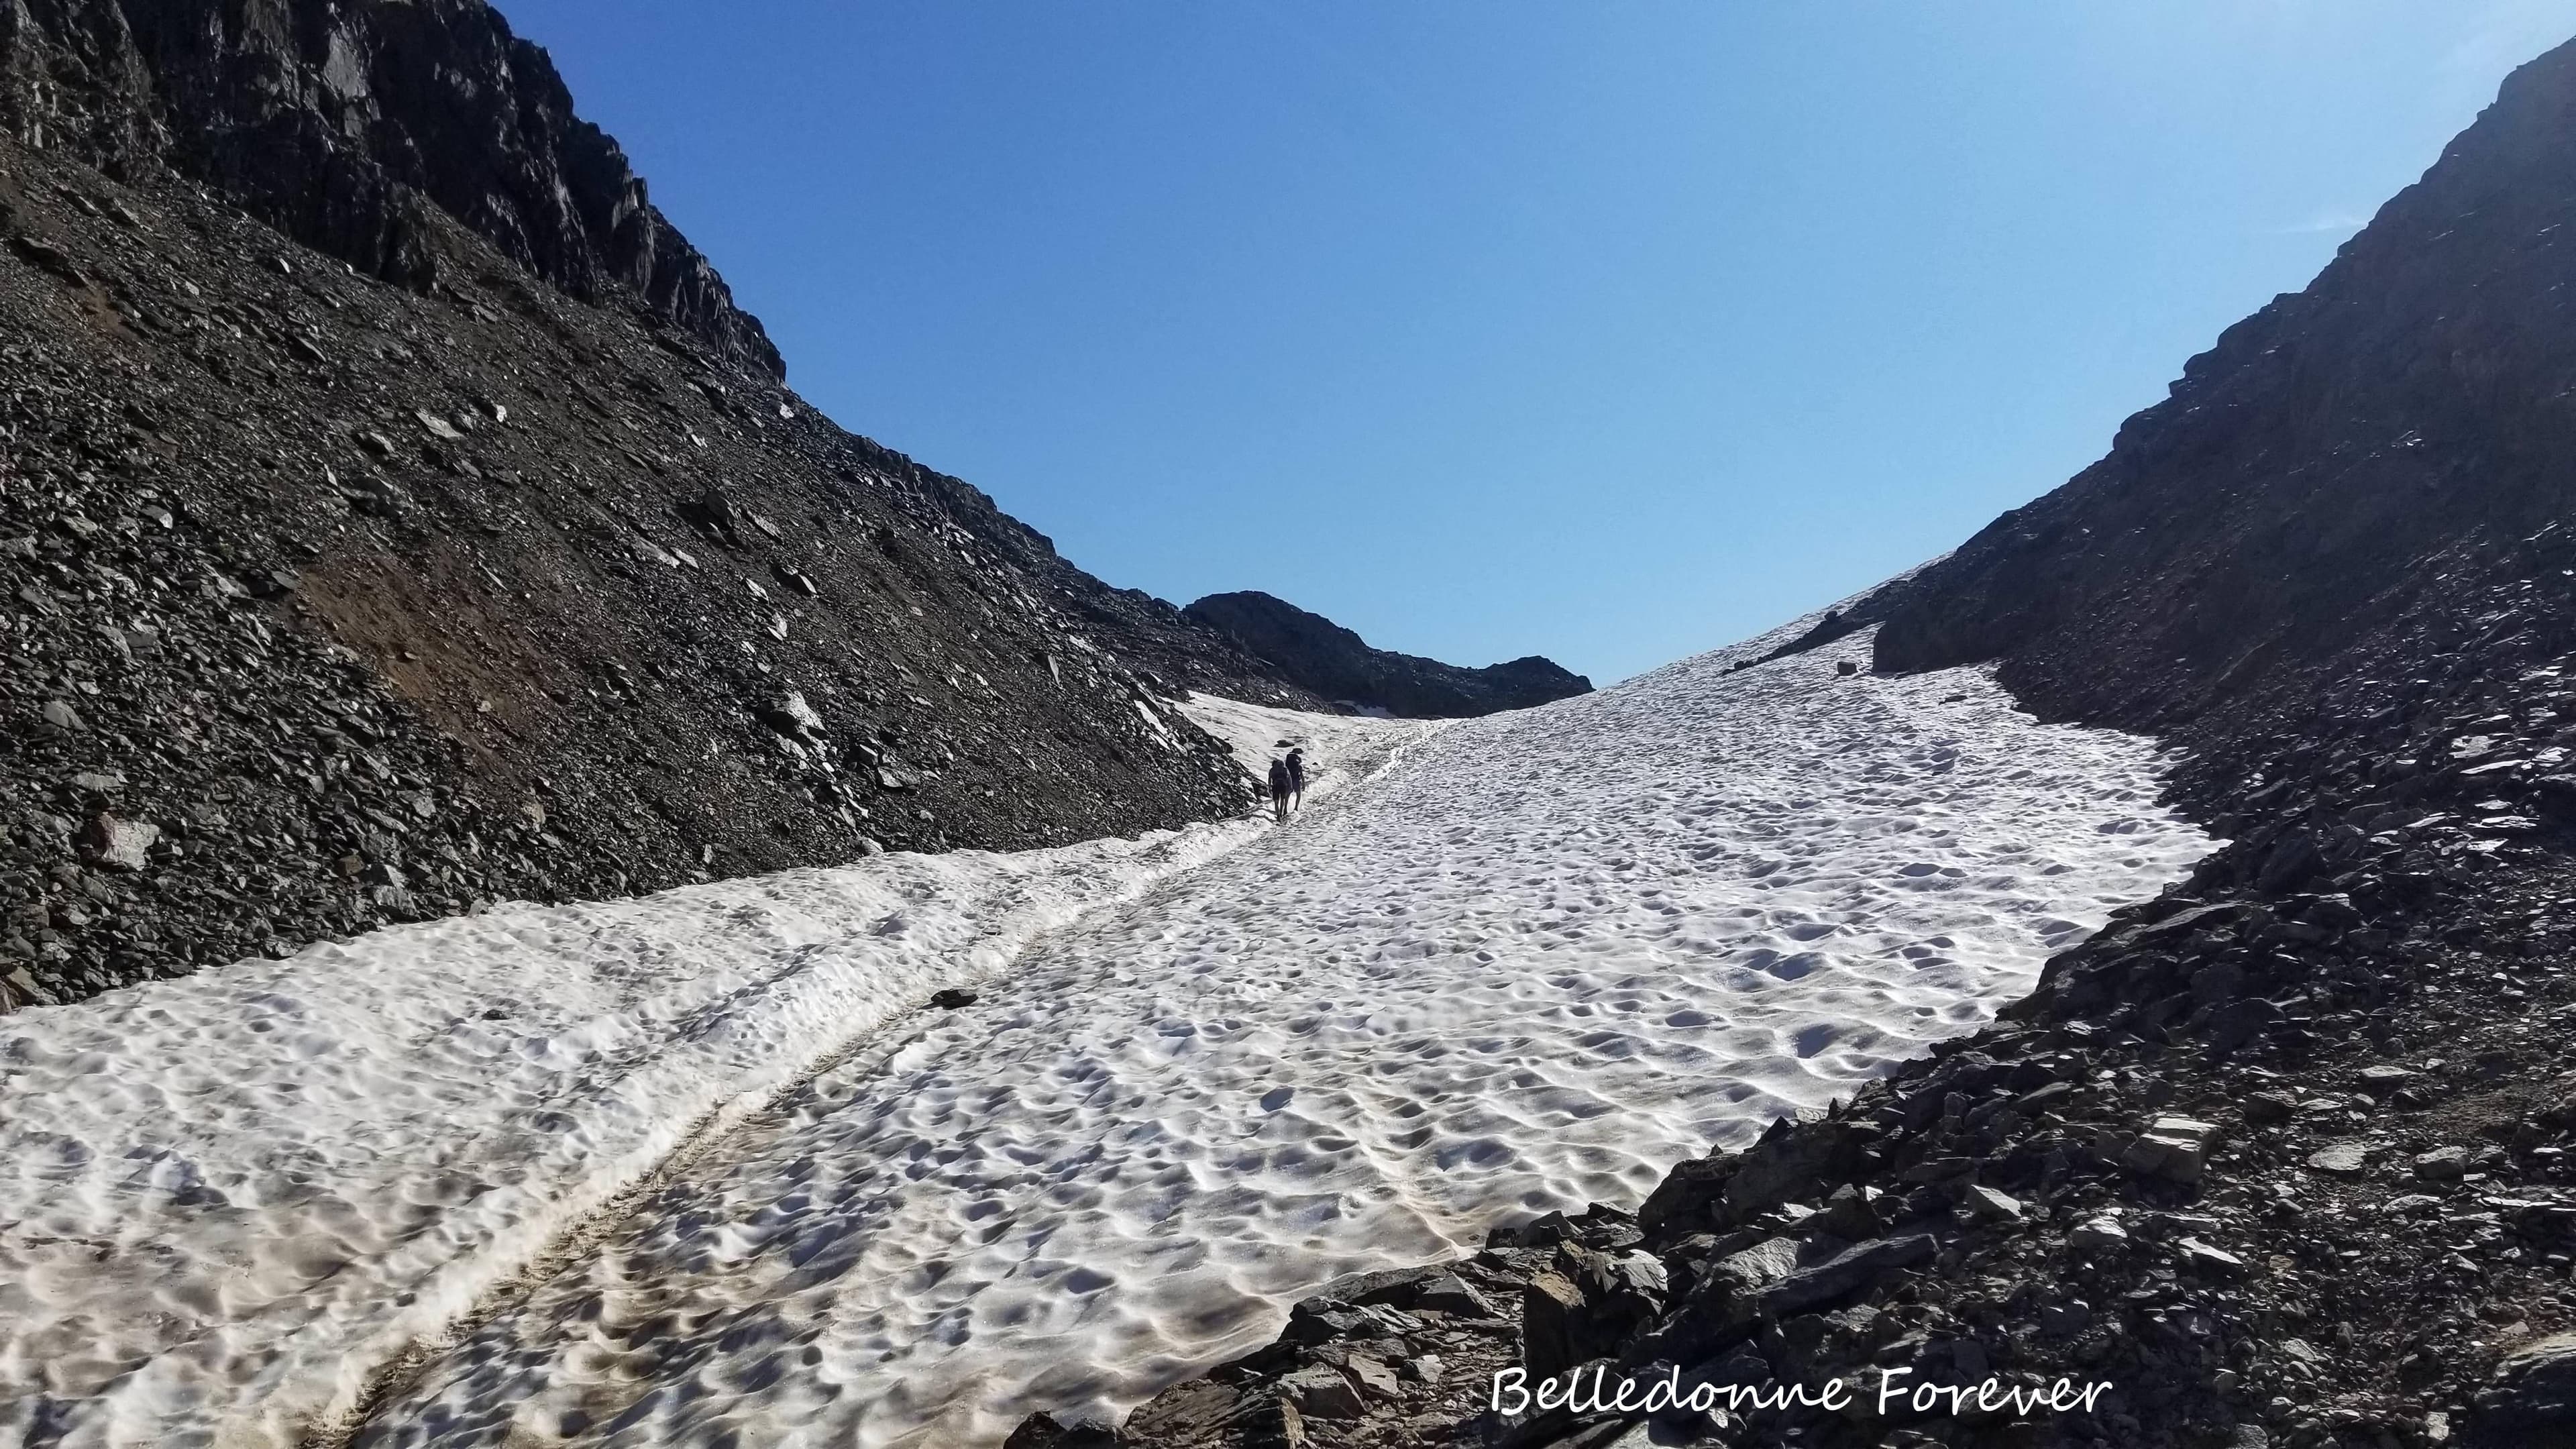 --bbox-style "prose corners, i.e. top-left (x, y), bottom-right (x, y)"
top-left (1759, 1233), bottom-right (1935, 1318)
top-left (1000, 1411), bottom-right (1119, 1449)
top-left (1525, 1243), bottom-right (1668, 1383)
top-left (1519, 1269), bottom-right (1590, 1383)
top-left (1409, 1273), bottom-right (1494, 1319)
top-left (0, 0), bottom-right (783, 375)
top-left (1277, 1364), bottom-right (1364, 1419)
top-left (8, 233), bottom-right (84, 284)
top-left (2473, 1332), bottom-right (2576, 1447)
